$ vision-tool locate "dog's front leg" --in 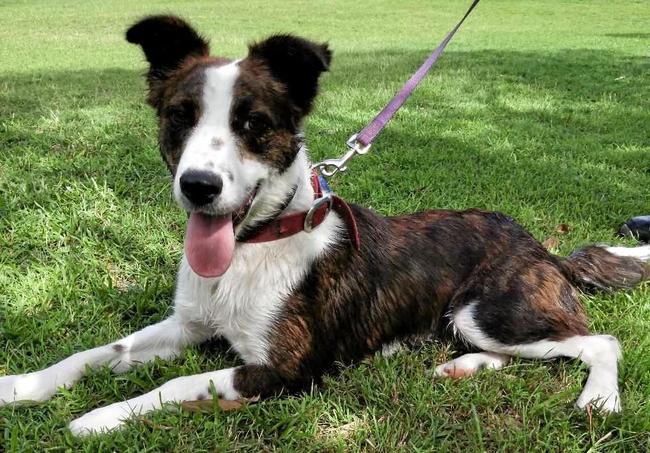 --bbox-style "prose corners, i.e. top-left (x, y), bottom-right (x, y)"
top-left (0, 315), bottom-right (209, 406)
top-left (68, 364), bottom-right (284, 436)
